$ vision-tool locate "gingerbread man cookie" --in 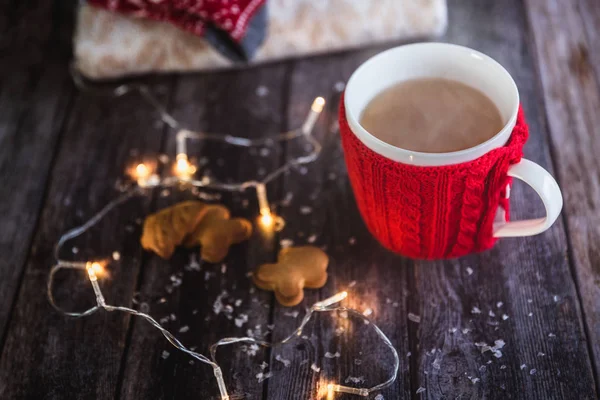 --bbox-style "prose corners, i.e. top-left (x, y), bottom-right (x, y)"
top-left (141, 201), bottom-right (252, 262)
top-left (253, 246), bottom-right (329, 306)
